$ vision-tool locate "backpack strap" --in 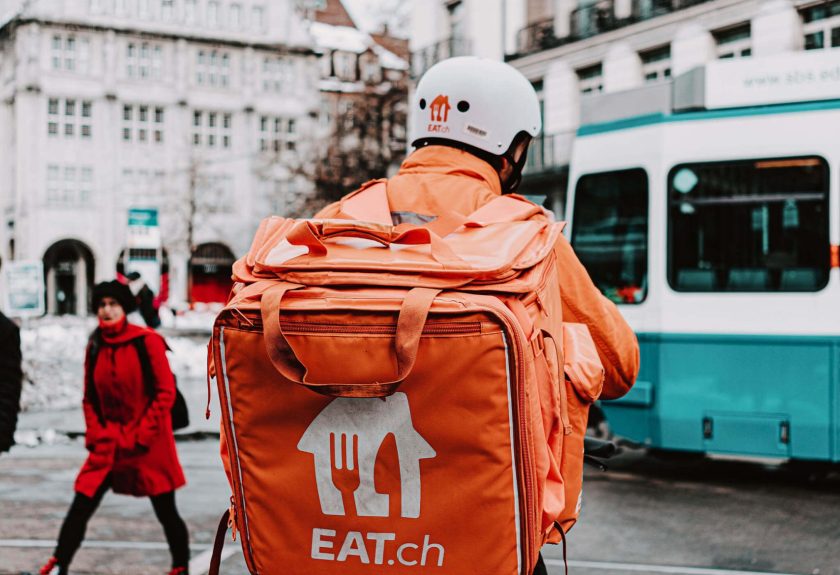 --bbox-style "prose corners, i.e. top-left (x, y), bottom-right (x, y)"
top-left (208, 509), bottom-right (231, 575)
top-left (131, 336), bottom-right (156, 402)
top-left (85, 331), bottom-right (105, 426)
